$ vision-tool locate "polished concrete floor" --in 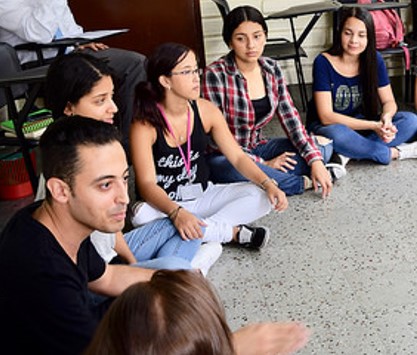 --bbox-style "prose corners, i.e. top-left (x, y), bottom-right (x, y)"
top-left (205, 89), bottom-right (417, 353)
top-left (2, 85), bottom-right (417, 353)
top-left (208, 157), bottom-right (417, 354)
